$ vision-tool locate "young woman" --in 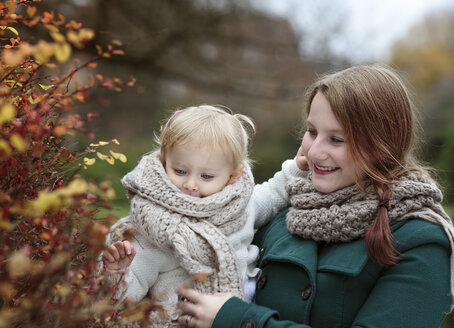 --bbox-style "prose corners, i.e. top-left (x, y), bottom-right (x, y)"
top-left (176, 65), bottom-right (454, 328)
